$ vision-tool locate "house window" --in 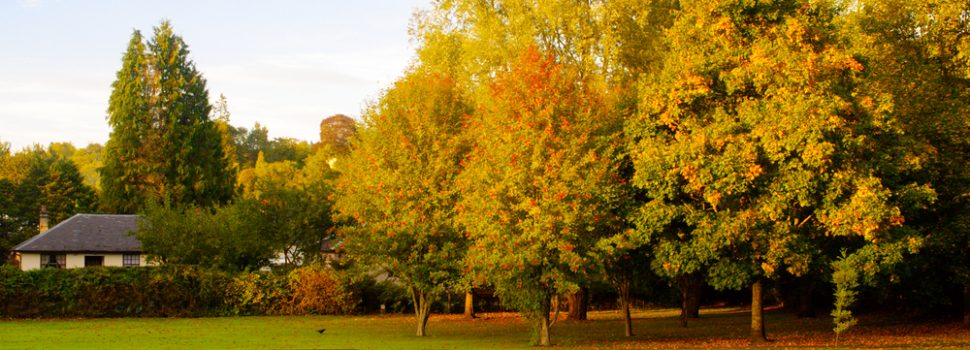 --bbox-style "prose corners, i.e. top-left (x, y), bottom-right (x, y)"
top-left (84, 256), bottom-right (104, 267)
top-left (41, 254), bottom-right (66, 269)
top-left (123, 254), bottom-right (140, 267)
